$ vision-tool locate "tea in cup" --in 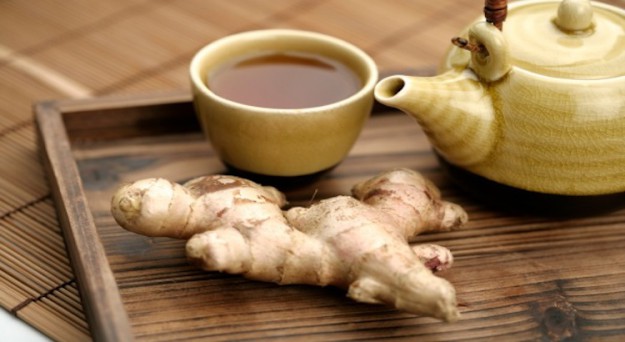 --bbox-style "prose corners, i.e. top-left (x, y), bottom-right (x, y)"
top-left (189, 29), bottom-right (378, 177)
